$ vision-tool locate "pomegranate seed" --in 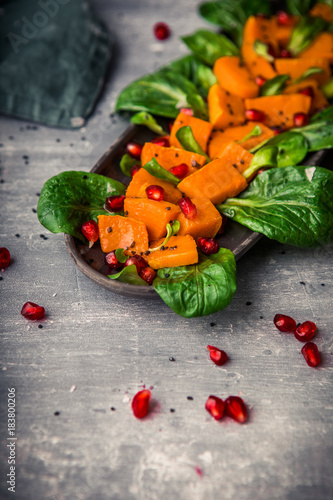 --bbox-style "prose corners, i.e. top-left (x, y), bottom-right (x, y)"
top-left (0, 247), bottom-right (11, 268)
top-left (168, 121), bottom-right (174, 133)
top-left (276, 10), bottom-right (293, 26)
top-left (81, 220), bottom-right (99, 248)
top-left (180, 108), bottom-right (193, 116)
top-left (207, 345), bottom-right (228, 366)
top-left (245, 109), bottom-right (266, 122)
top-left (217, 214), bottom-right (228, 234)
top-left (225, 396), bottom-right (248, 424)
top-left (271, 126), bottom-right (284, 135)
top-left (301, 342), bottom-right (321, 367)
top-left (151, 136), bottom-right (170, 147)
top-left (135, 254), bottom-right (149, 269)
top-left (153, 22), bottom-right (171, 41)
top-left (21, 302), bottom-right (45, 320)
top-left (205, 395), bottom-right (225, 420)
top-left (274, 314), bottom-right (296, 332)
top-left (105, 195), bottom-right (125, 212)
top-left (132, 389), bottom-right (151, 418)
top-left (145, 184), bottom-right (165, 201)
top-left (124, 257), bottom-right (142, 274)
top-left (197, 237), bottom-right (219, 255)
top-left (267, 43), bottom-right (276, 58)
top-left (178, 197), bottom-right (197, 220)
top-left (130, 165), bottom-right (141, 177)
top-left (299, 87), bottom-right (314, 99)
top-left (255, 75), bottom-right (266, 86)
top-left (293, 112), bottom-right (309, 127)
top-left (169, 163), bottom-right (189, 179)
top-left (295, 321), bottom-right (317, 342)
top-left (139, 266), bottom-right (157, 285)
top-left (126, 142), bottom-right (143, 159)
top-left (105, 251), bottom-right (123, 269)
top-left (280, 49), bottom-right (292, 58)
